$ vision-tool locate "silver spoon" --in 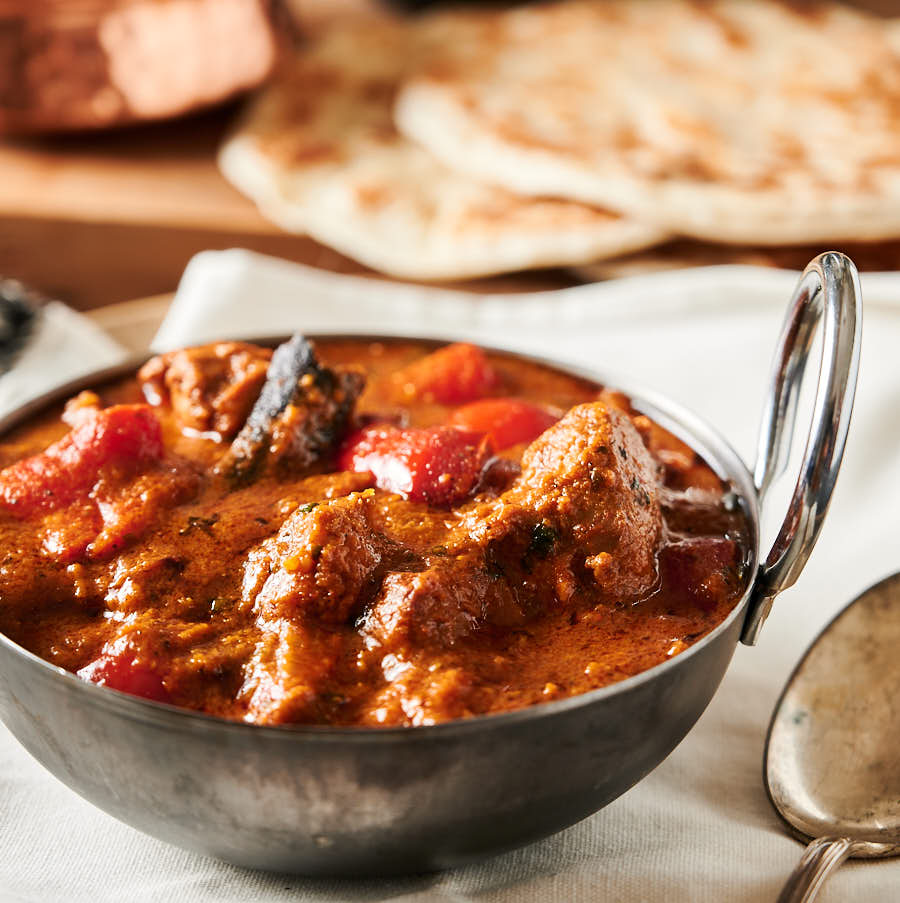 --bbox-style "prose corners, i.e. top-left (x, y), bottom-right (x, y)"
top-left (765, 571), bottom-right (900, 902)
